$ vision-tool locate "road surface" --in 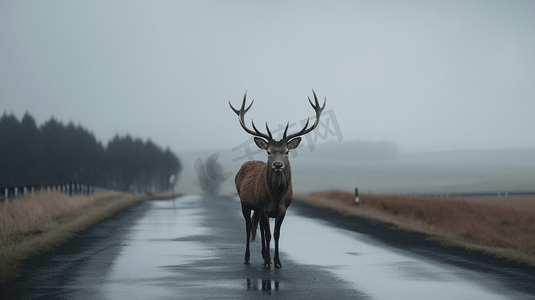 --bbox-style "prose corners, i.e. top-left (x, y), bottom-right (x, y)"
top-left (1, 195), bottom-right (534, 299)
